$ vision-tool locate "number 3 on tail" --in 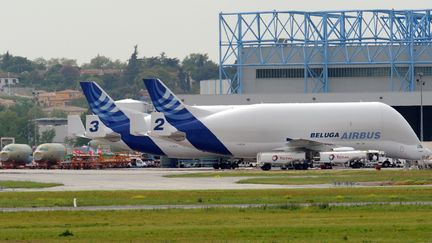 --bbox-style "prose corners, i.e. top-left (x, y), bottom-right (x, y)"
top-left (154, 118), bottom-right (165, 131)
top-left (89, 120), bottom-right (99, 132)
